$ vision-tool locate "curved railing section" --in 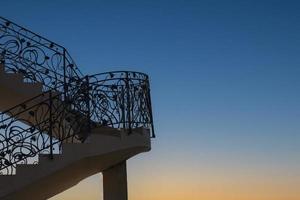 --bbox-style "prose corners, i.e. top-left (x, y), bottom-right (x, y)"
top-left (87, 71), bottom-right (155, 137)
top-left (0, 16), bottom-right (82, 95)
